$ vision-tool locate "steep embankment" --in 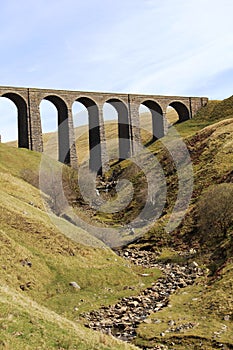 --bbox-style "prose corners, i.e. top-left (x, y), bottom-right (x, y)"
top-left (0, 144), bottom-right (163, 350)
top-left (127, 99), bottom-right (233, 256)
top-left (72, 96), bottom-right (232, 349)
top-left (104, 97), bottom-right (233, 349)
top-left (94, 97), bottom-right (233, 253)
